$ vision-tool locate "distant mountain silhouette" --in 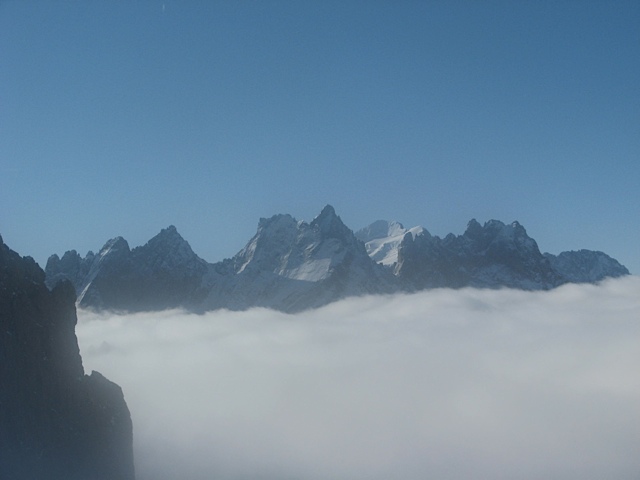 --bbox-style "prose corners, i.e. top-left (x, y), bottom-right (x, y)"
top-left (45, 206), bottom-right (629, 313)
